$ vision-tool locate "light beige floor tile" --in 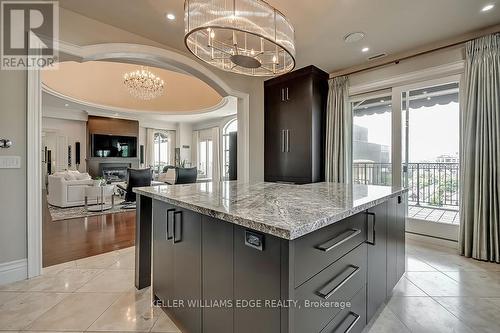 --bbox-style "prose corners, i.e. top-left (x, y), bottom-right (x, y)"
top-left (442, 271), bottom-right (500, 297)
top-left (27, 292), bottom-right (121, 331)
top-left (406, 256), bottom-right (437, 272)
top-left (0, 275), bottom-right (46, 291)
top-left (0, 291), bottom-right (22, 304)
top-left (42, 260), bottom-right (77, 276)
top-left (0, 292), bottom-right (67, 330)
top-left (88, 289), bottom-right (158, 332)
top-left (28, 268), bottom-right (103, 292)
top-left (405, 271), bottom-right (472, 296)
top-left (150, 310), bottom-right (181, 333)
top-left (417, 253), bottom-right (497, 272)
top-left (366, 306), bottom-right (410, 333)
top-left (77, 269), bottom-right (135, 293)
top-left (388, 296), bottom-right (475, 333)
top-left (75, 251), bottom-right (121, 269)
top-left (117, 246), bottom-right (135, 256)
top-left (390, 276), bottom-right (427, 296)
top-left (108, 253), bottom-right (135, 270)
top-left (434, 297), bottom-right (500, 333)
